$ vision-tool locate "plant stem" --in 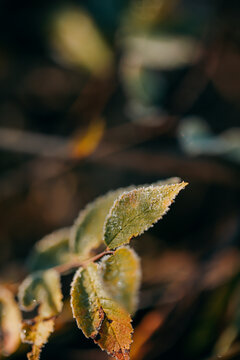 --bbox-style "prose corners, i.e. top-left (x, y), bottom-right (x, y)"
top-left (54, 250), bottom-right (114, 274)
